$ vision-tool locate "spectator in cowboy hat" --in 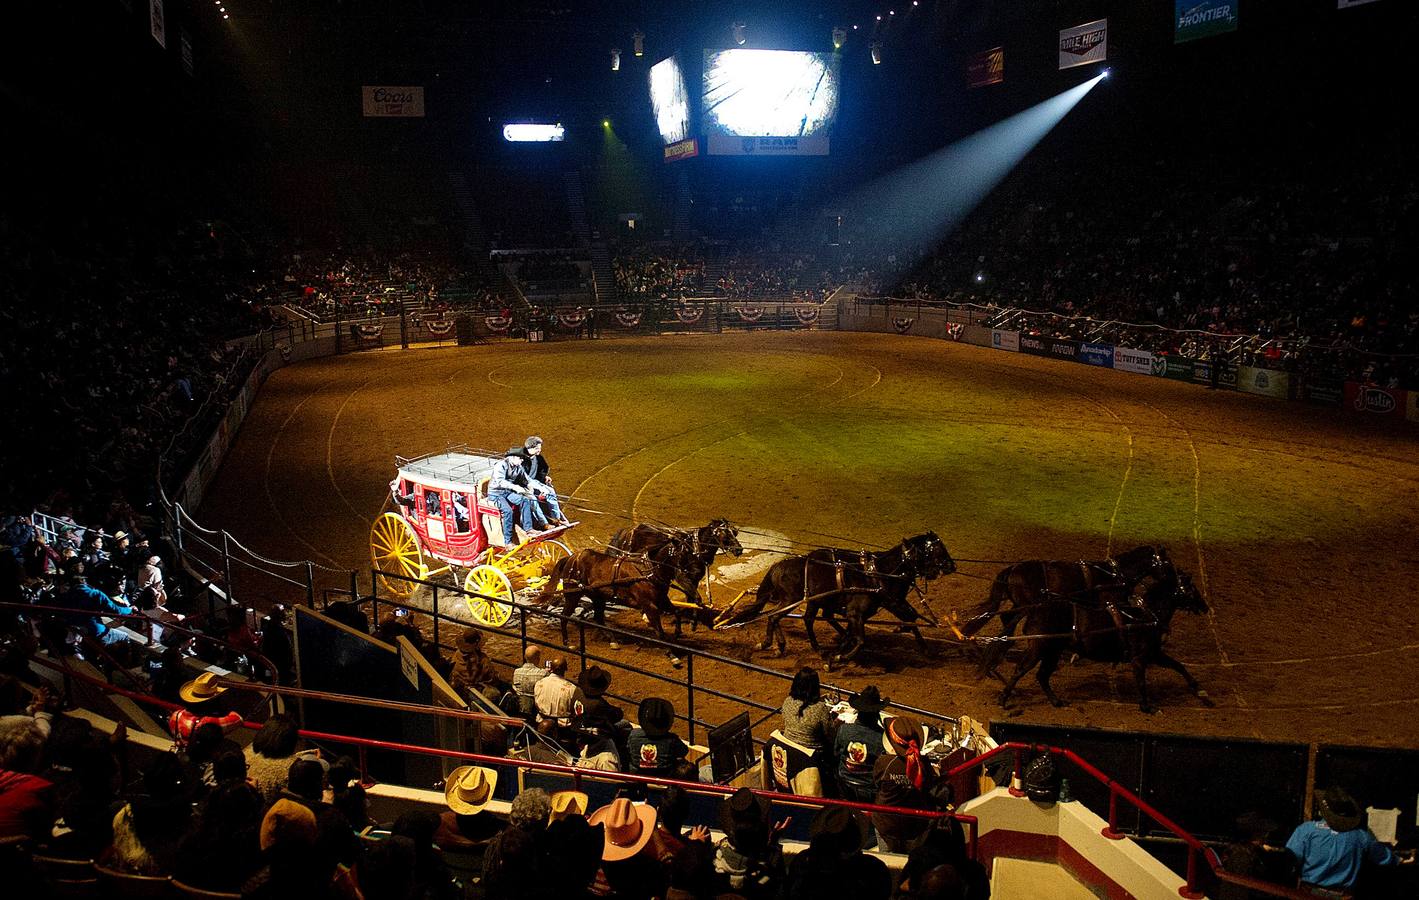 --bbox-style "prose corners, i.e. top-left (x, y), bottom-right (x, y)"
top-left (873, 715), bottom-right (946, 853)
top-left (549, 789), bottom-right (589, 822)
top-left (1286, 786), bottom-right (1397, 894)
top-left (168, 672), bottom-right (244, 749)
top-left (835, 685), bottom-right (890, 803)
top-left (785, 805), bottom-right (890, 900)
top-left (713, 788), bottom-right (787, 899)
top-left (434, 765), bottom-right (502, 851)
top-left (628, 697), bottom-right (695, 780)
top-left (591, 796), bottom-right (666, 897)
top-left (449, 626), bottom-right (508, 703)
